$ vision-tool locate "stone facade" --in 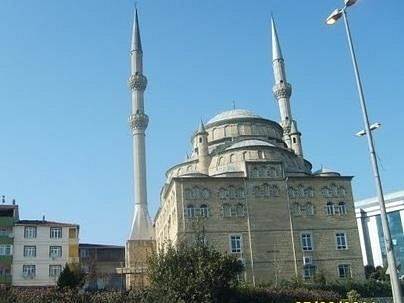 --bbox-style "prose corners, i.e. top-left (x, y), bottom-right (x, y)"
top-left (155, 111), bottom-right (364, 284)
top-left (125, 240), bottom-right (155, 289)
